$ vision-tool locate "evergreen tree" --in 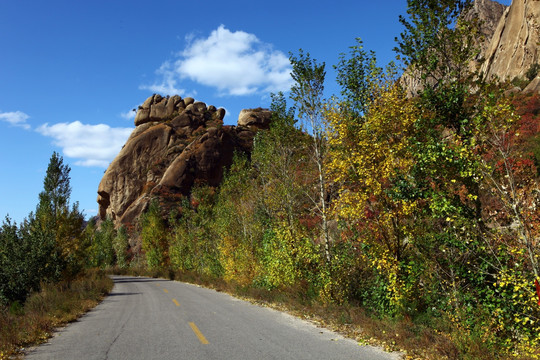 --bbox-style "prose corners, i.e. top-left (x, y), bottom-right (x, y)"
top-left (32, 152), bottom-right (84, 280)
top-left (38, 151), bottom-right (72, 219)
